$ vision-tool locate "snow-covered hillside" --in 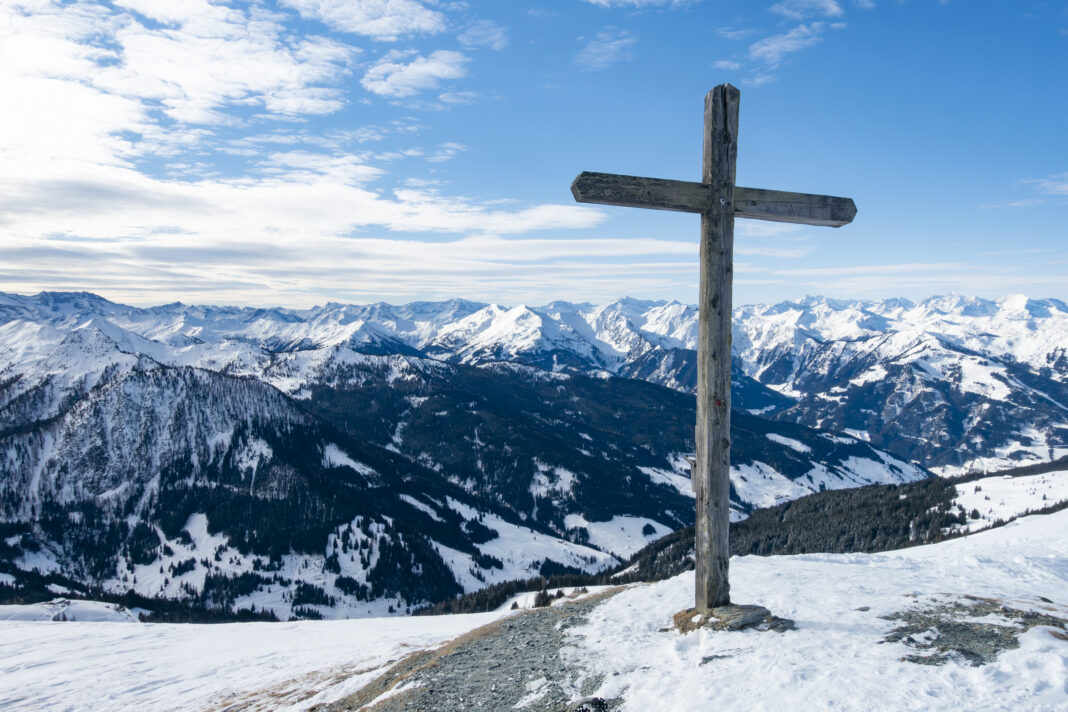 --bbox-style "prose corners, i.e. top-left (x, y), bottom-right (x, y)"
top-left (570, 509), bottom-right (1068, 712)
top-left (948, 470), bottom-right (1068, 534)
top-left (2, 290), bottom-right (935, 620)
top-left (3, 290), bottom-right (1064, 475)
top-left (0, 604), bottom-right (512, 711)
top-left (1, 509), bottom-right (1064, 711)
